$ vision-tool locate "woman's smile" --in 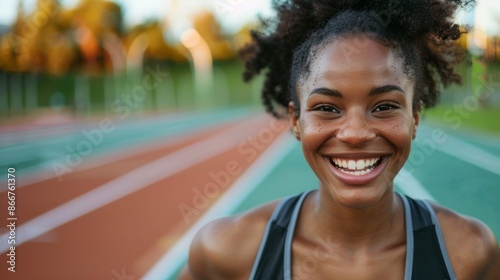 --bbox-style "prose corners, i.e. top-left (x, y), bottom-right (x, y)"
top-left (325, 155), bottom-right (389, 185)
